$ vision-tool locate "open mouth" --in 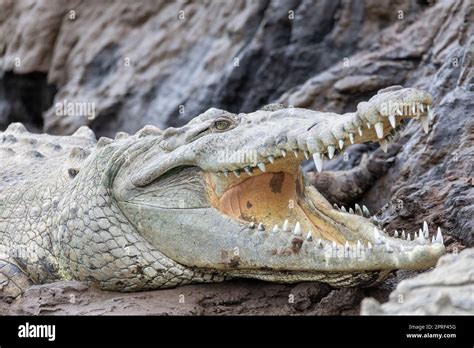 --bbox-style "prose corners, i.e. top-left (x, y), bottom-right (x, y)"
top-left (203, 101), bottom-right (445, 264)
